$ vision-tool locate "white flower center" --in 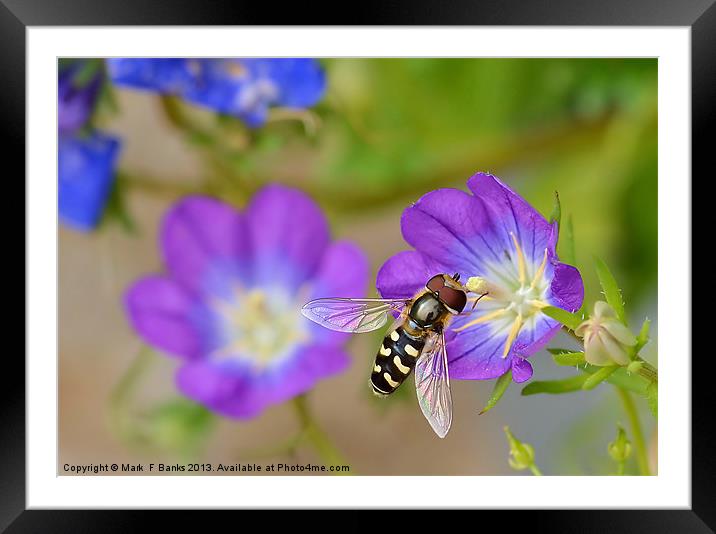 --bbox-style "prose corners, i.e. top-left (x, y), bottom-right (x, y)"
top-left (210, 286), bottom-right (308, 367)
top-left (457, 233), bottom-right (551, 358)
